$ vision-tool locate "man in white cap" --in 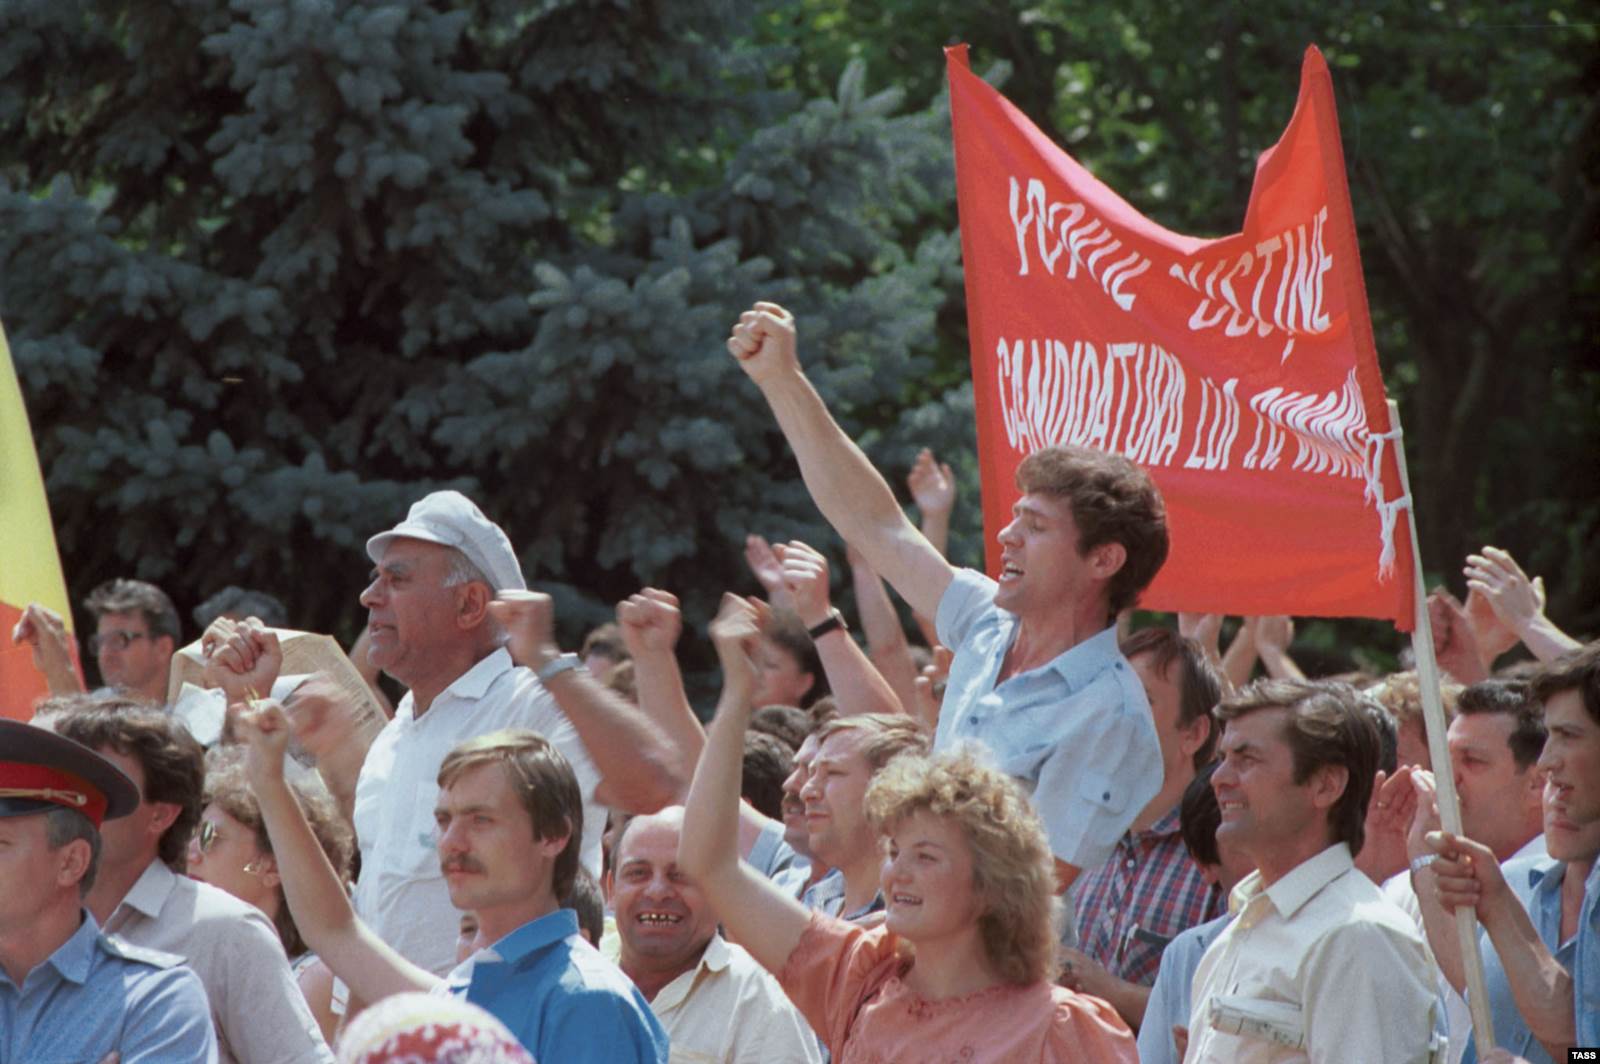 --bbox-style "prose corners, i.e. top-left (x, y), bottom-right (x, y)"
top-left (206, 490), bottom-right (686, 981)
top-left (352, 490), bottom-right (685, 978)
